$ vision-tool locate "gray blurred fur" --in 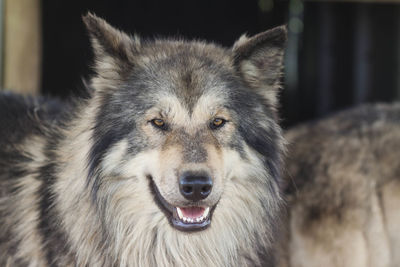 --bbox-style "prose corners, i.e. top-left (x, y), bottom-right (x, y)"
top-left (279, 103), bottom-right (400, 267)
